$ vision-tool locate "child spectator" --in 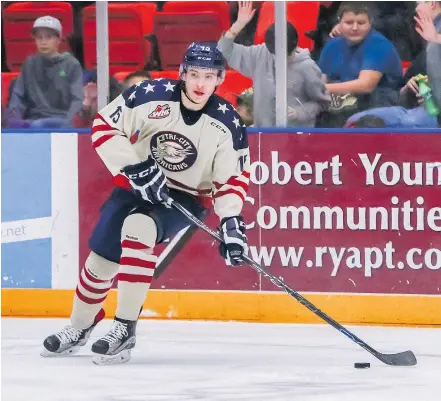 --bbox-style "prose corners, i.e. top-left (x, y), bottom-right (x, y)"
top-left (322, 2), bottom-right (423, 62)
top-left (317, 2), bottom-right (402, 126)
top-left (235, 87), bottom-right (254, 127)
top-left (72, 69), bottom-right (123, 129)
top-left (7, 16), bottom-right (83, 128)
top-left (123, 70), bottom-right (152, 90)
top-left (217, 1), bottom-right (330, 127)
